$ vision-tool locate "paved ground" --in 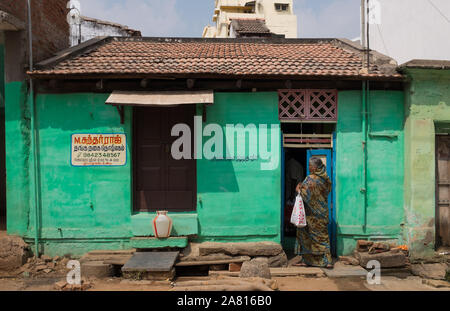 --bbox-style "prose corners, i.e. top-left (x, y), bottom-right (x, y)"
top-left (0, 274), bottom-right (448, 291)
